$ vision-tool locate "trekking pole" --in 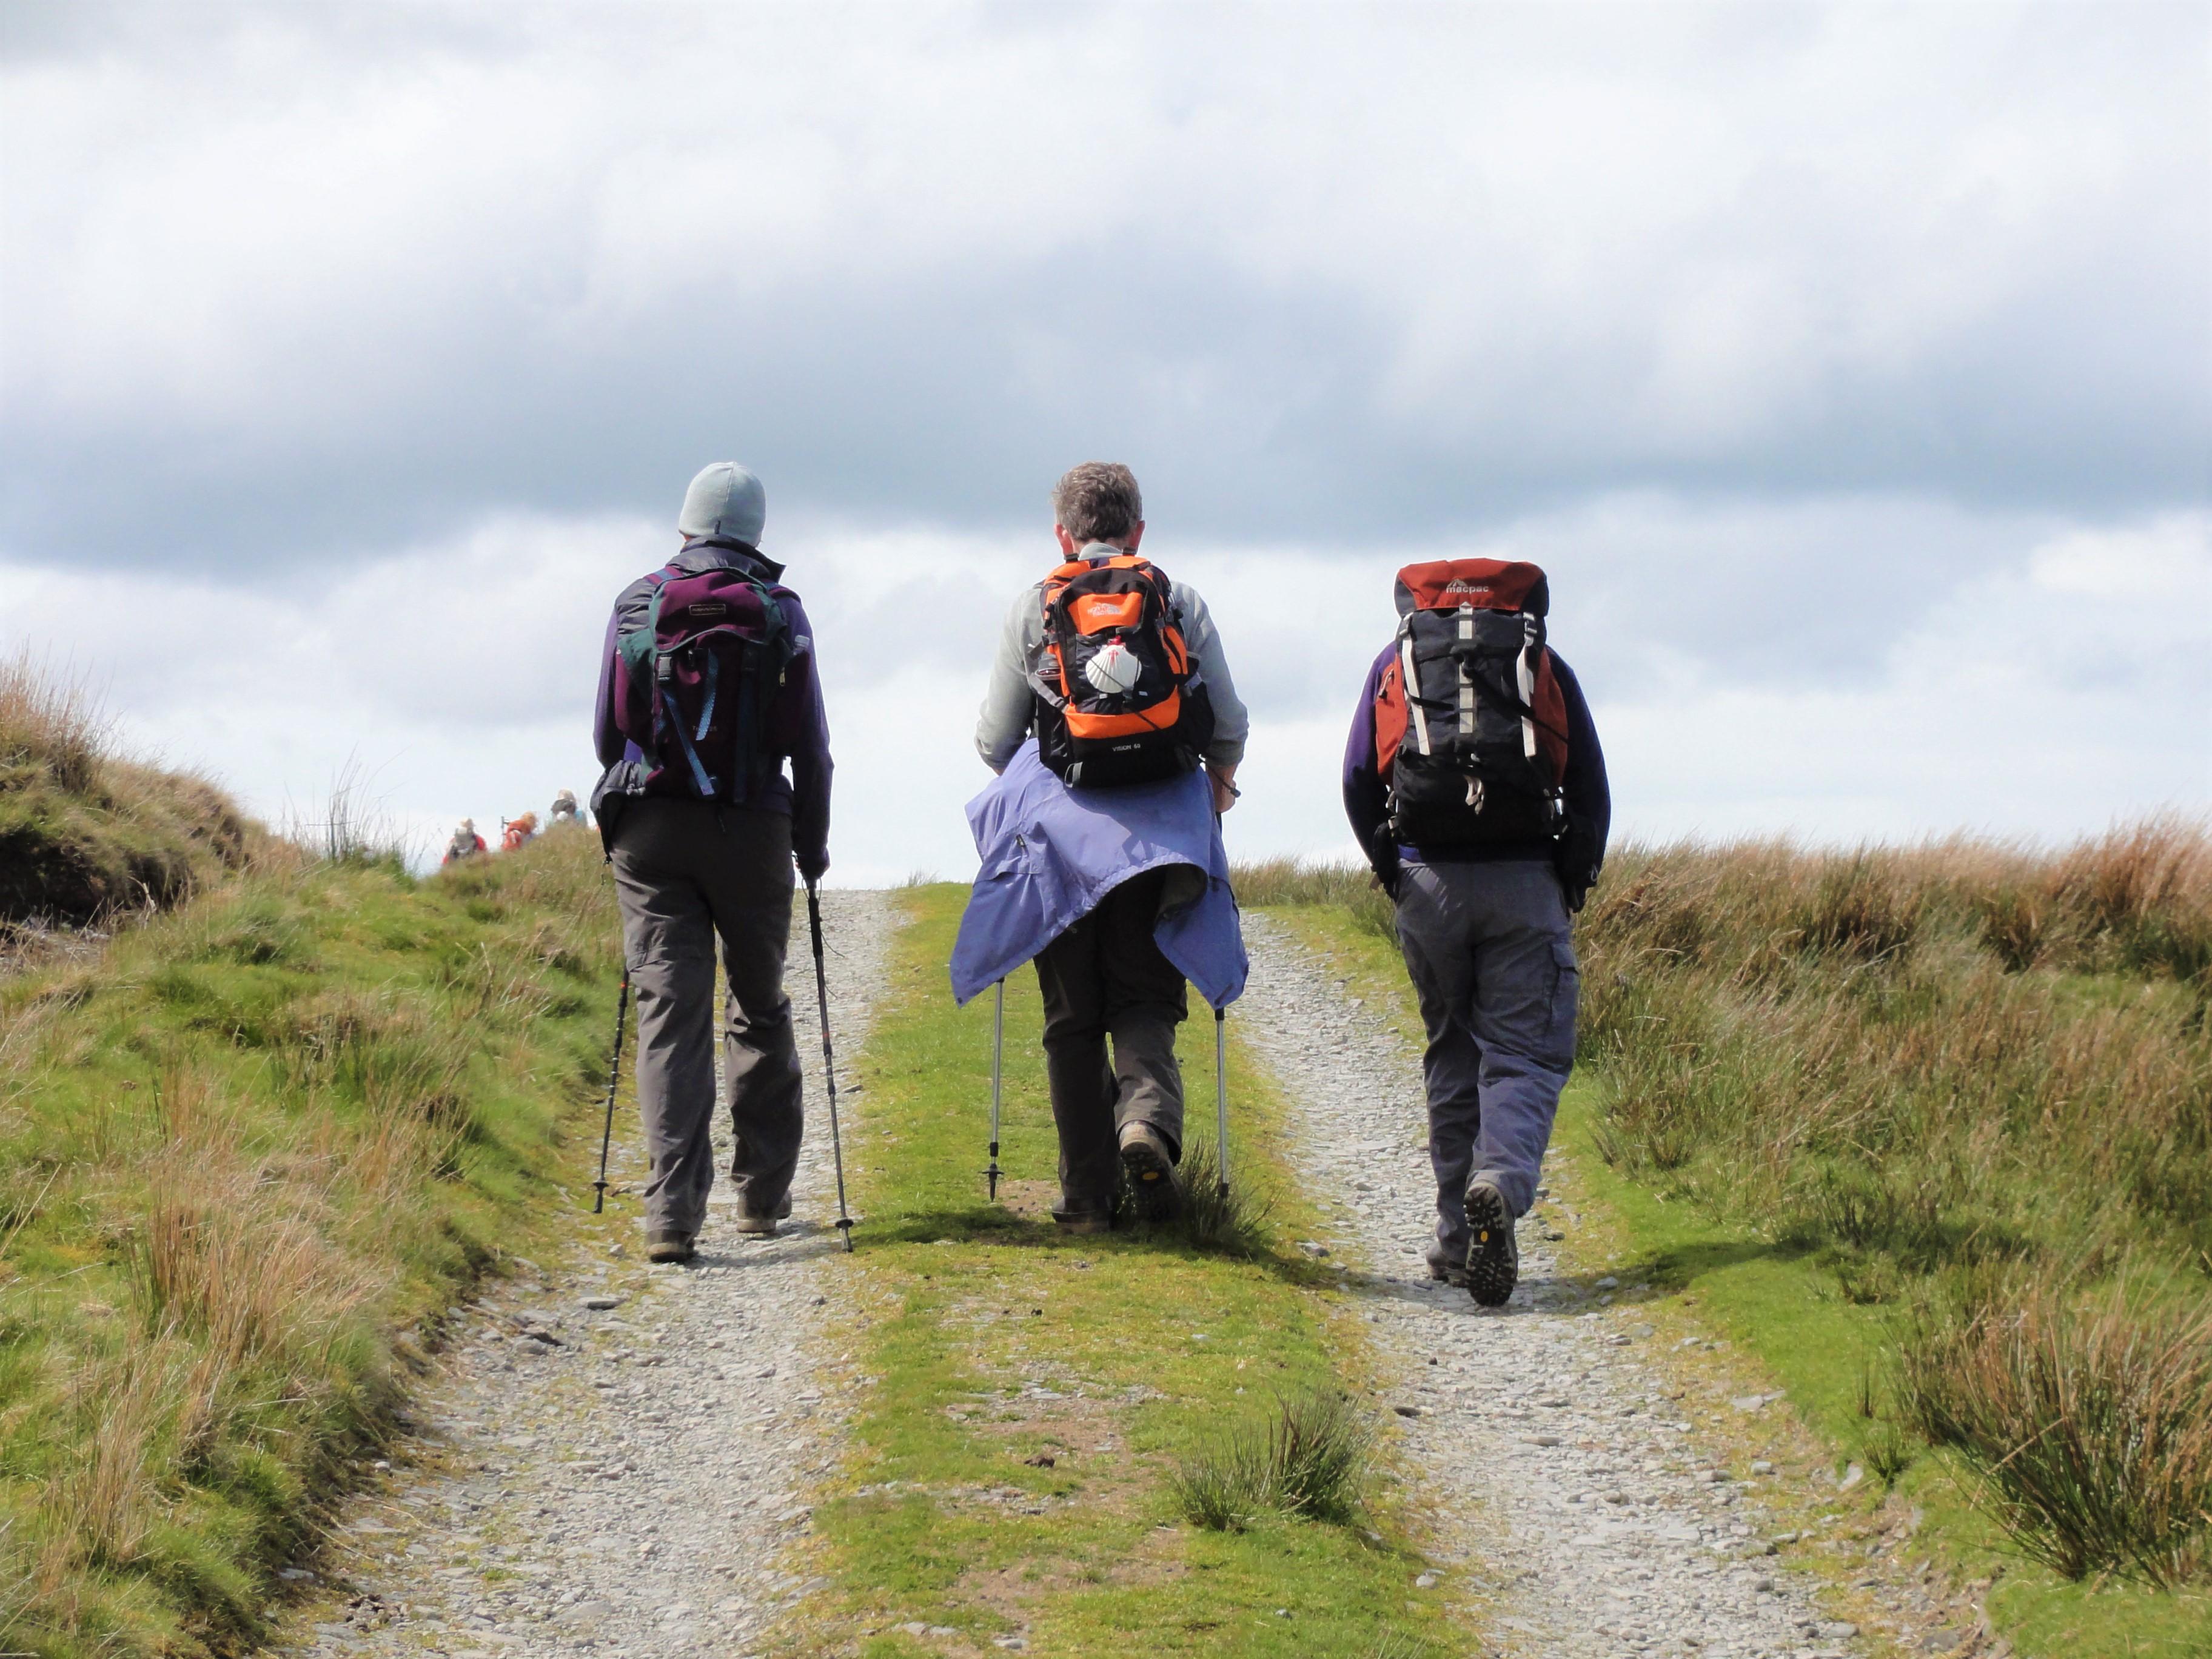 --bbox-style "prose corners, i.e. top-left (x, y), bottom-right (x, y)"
top-left (805, 882), bottom-right (856, 1252)
top-left (591, 968), bottom-right (631, 1214)
top-left (985, 978), bottom-right (1005, 1198)
top-left (1213, 1005), bottom-right (1230, 1199)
